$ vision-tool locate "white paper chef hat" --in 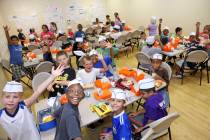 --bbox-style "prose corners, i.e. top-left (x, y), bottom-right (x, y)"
top-left (58, 30), bottom-right (65, 34)
top-left (190, 32), bottom-right (196, 36)
top-left (146, 36), bottom-right (155, 45)
top-left (29, 34), bottom-right (35, 40)
top-left (75, 37), bottom-right (84, 42)
top-left (98, 36), bottom-right (106, 42)
top-left (89, 49), bottom-right (98, 56)
top-left (138, 78), bottom-right (155, 90)
top-left (152, 53), bottom-right (163, 60)
top-left (151, 16), bottom-right (157, 24)
top-left (68, 78), bottom-right (83, 87)
top-left (114, 25), bottom-right (120, 30)
top-left (111, 89), bottom-right (126, 101)
top-left (3, 81), bottom-right (23, 93)
top-left (163, 26), bottom-right (170, 31)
